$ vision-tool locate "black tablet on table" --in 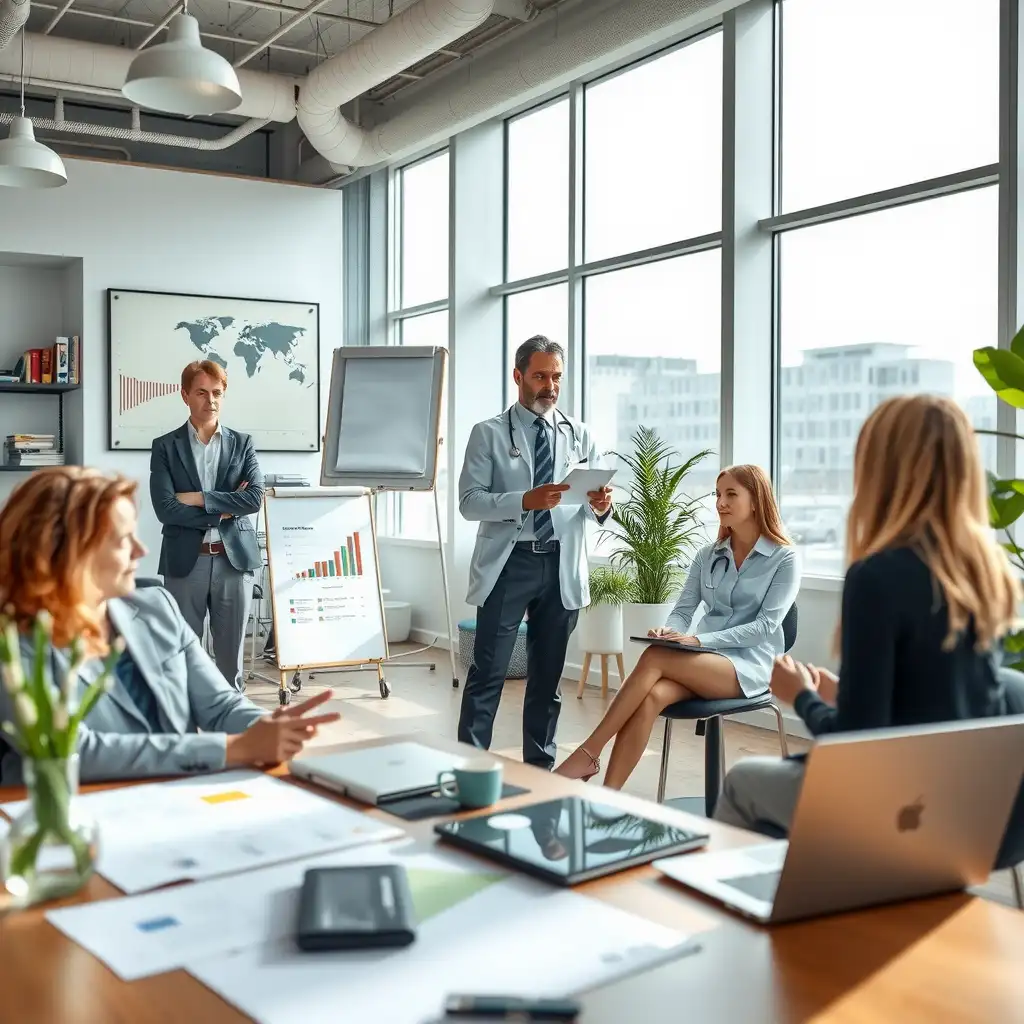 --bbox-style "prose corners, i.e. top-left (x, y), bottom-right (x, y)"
top-left (433, 796), bottom-right (708, 887)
